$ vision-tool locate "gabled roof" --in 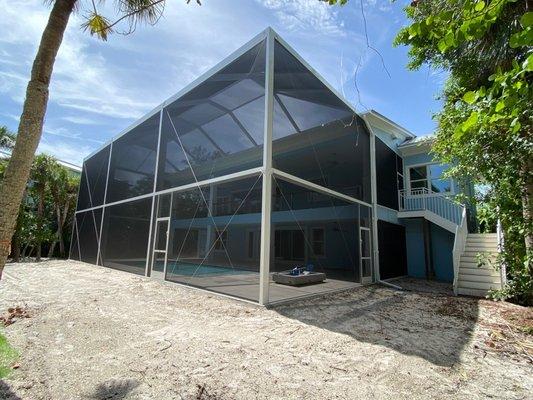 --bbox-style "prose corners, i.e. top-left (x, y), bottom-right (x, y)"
top-left (360, 110), bottom-right (416, 140)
